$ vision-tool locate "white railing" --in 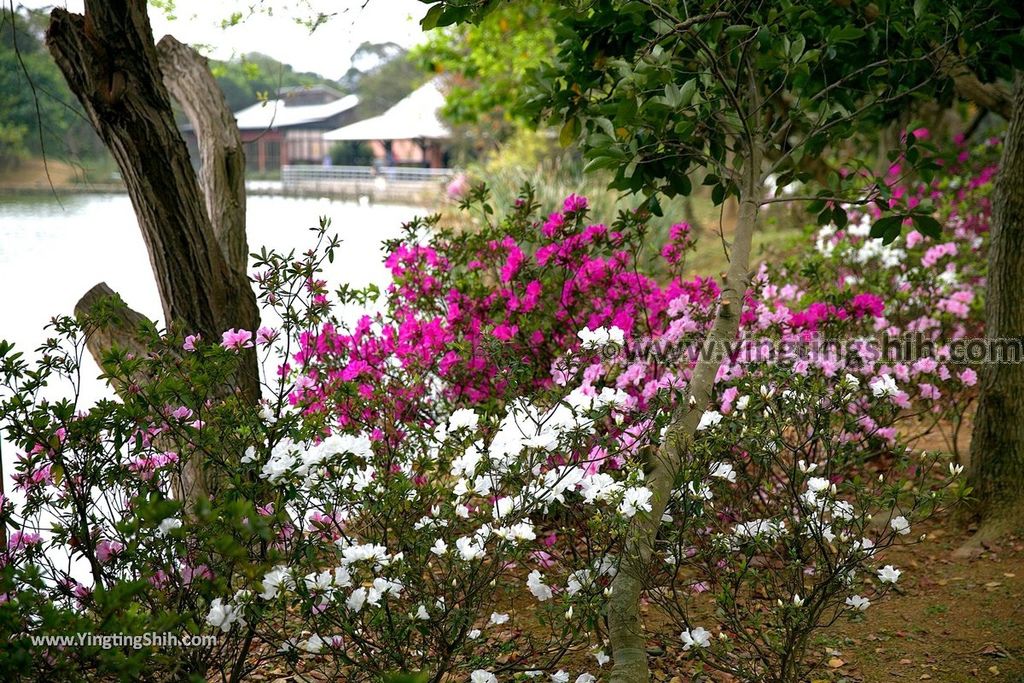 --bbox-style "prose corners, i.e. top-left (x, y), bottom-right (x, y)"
top-left (282, 165), bottom-right (454, 186)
